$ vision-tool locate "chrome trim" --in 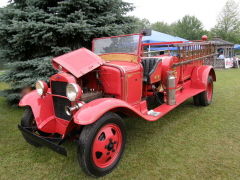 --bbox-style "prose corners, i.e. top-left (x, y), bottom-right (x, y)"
top-left (36, 81), bottom-right (44, 96)
top-left (65, 102), bottom-right (84, 116)
top-left (66, 83), bottom-right (79, 101)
